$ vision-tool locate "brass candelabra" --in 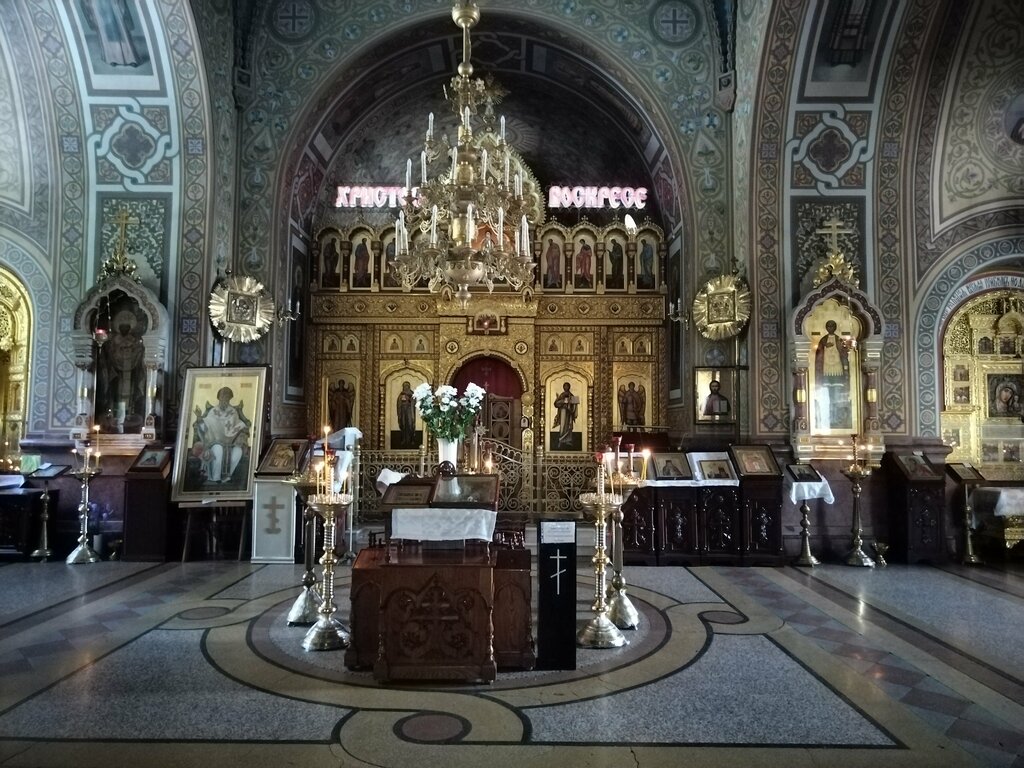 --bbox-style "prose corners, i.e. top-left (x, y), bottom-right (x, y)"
top-left (577, 464), bottom-right (627, 649)
top-left (67, 466), bottom-right (102, 564)
top-left (840, 435), bottom-right (874, 568)
top-left (302, 492), bottom-right (353, 651)
top-left (284, 470), bottom-right (321, 626)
